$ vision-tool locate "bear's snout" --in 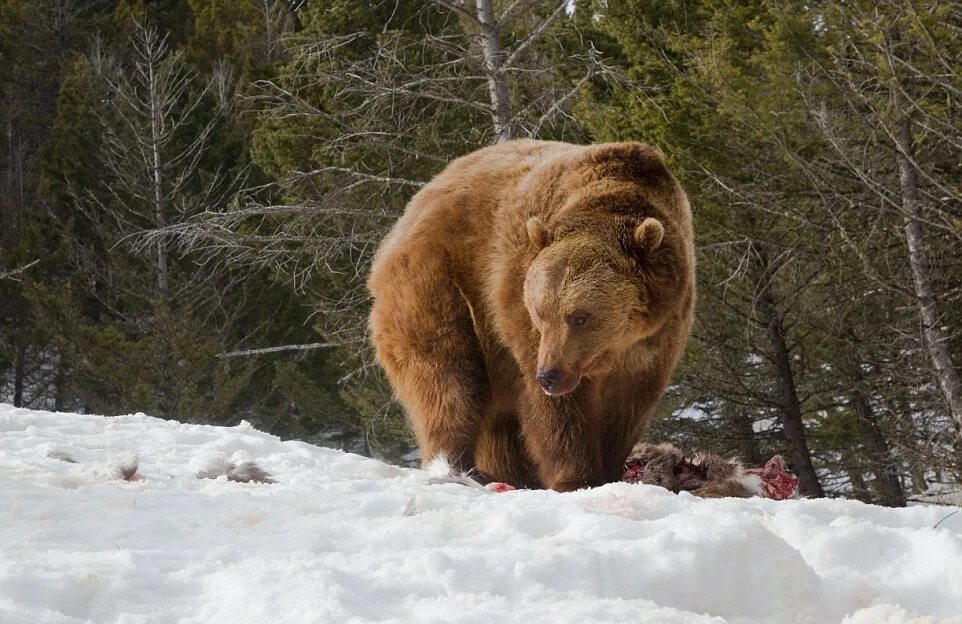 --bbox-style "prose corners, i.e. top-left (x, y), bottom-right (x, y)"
top-left (536, 367), bottom-right (579, 396)
top-left (536, 368), bottom-right (561, 390)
